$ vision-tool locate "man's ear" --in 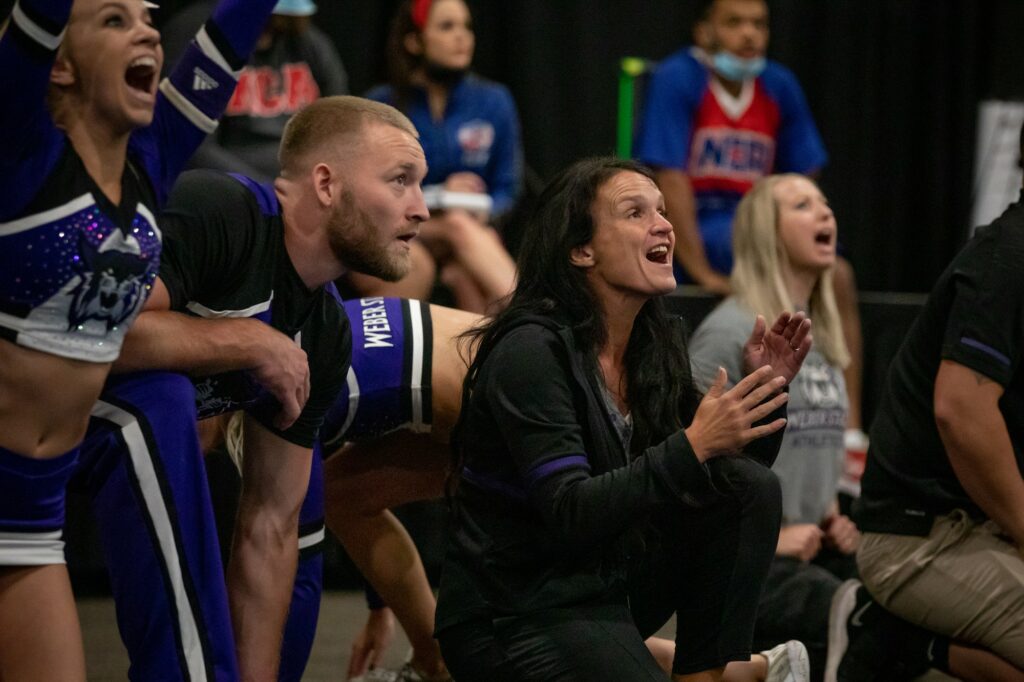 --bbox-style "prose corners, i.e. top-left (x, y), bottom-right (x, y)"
top-left (311, 163), bottom-right (337, 207)
top-left (404, 32), bottom-right (423, 57)
top-left (51, 53), bottom-right (76, 87)
top-left (569, 243), bottom-right (595, 268)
